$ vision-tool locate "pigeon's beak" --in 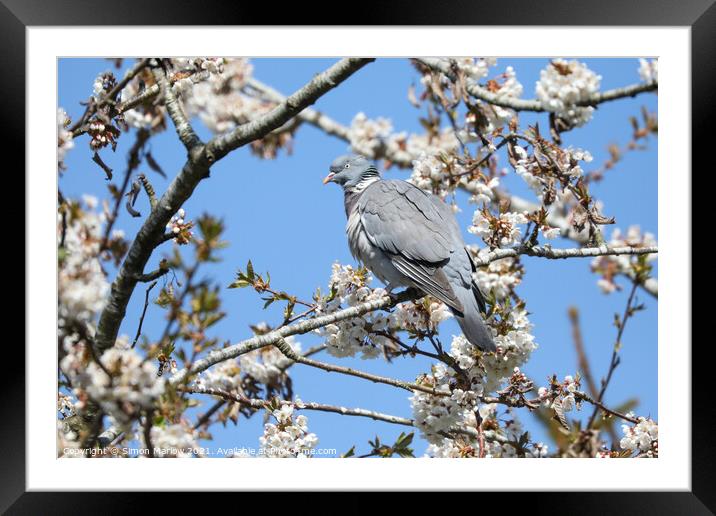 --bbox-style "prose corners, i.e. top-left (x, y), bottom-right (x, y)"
top-left (322, 172), bottom-right (335, 185)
